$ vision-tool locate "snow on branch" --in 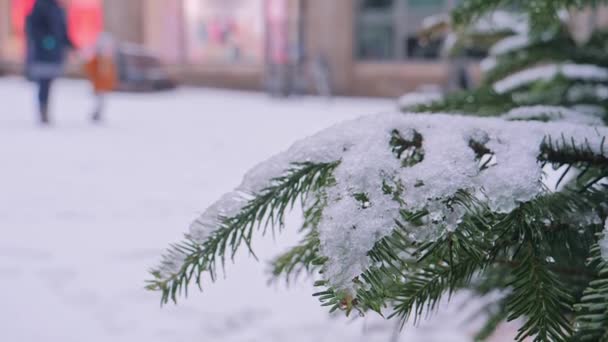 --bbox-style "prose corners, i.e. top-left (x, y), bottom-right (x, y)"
top-left (151, 113), bottom-right (608, 299)
top-left (398, 92), bottom-right (443, 111)
top-left (469, 10), bottom-right (528, 35)
top-left (567, 84), bottom-right (608, 102)
top-left (503, 105), bottom-right (605, 125)
top-left (490, 35), bottom-right (530, 56)
top-left (481, 57), bottom-right (498, 72)
top-left (493, 63), bottom-right (608, 94)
